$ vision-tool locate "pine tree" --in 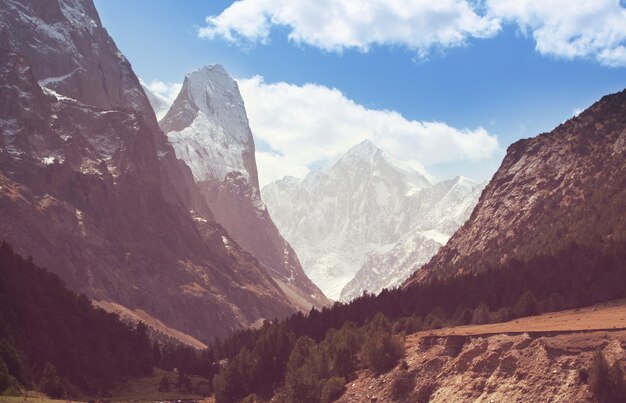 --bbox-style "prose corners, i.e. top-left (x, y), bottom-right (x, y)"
top-left (472, 303), bottom-right (491, 325)
top-left (39, 362), bottom-right (65, 399)
top-left (0, 358), bottom-right (10, 392)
